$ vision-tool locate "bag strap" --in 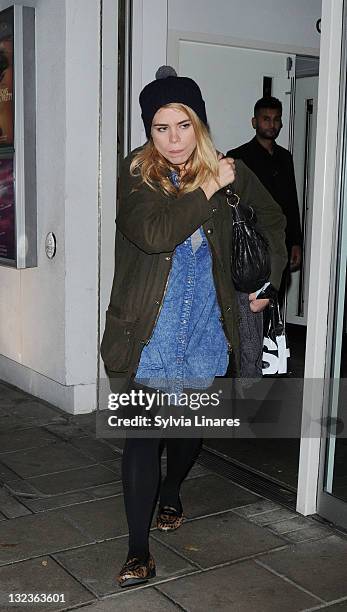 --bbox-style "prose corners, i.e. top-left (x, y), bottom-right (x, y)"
top-left (273, 297), bottom-right (285, 335)
top-left (225, 184), bottom-right (240, 208)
